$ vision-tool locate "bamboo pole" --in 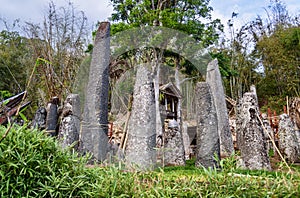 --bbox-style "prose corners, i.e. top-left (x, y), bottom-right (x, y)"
top-left (120, 111), bottom-right (131, 151)
top-left (286, 96), bottom-right (289, 115)
top-left (256, 113), bottom-right (292, 173)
